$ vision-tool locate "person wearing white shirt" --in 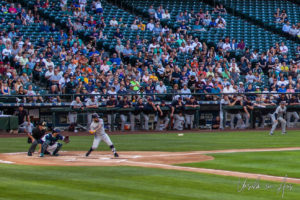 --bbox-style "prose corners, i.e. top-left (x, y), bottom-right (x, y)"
top-left (100, 61), bottom-right (110, 73)
top-left (86, 96), bottom-right (99, 127)
top-left (59, 73), bottom-right (69, 91)
top-left (245, 71), bottom-right (256, 83)
top-left (229, 59), bottom-right (240, 73)
top-left (94, 0), bottom-right (103, 13)
top-left (146, 20), bottom-right (155, 31)
top-left (2, 35), bottom-right (11, 44)
top-left (60, 0), bottom-right (67, 10)
top-left (289, 25), bottom-right (298, 36)
top-left (148, 41), bottom-right (159, 52)
top-left (161, 25), bottom-right (169, 34)
top-left (186, 41), bottom-right (194, 52)
top-left (79, 0), bottom-right (87, 9)
top-left (2, 47), bottom-right (11, 59)
top-left (155, 81), bottom-right (167, 94)
top-left (222, 42), bottom-right (231, 51)
top-left (279, 42), bottom-right (288, 54)
top-left (130, 21), bottom-right (138, 30)
top-left (215, 15), bottom-right (226, 26)
top-left (191, 38), bottom-right (202, 49)
top-left (180, 84), bottom-right (191, 100)
top-left (43, 57), bottom-right (55, 69)
top-left (162, 10), bottom-right (170, 19)
top-left (45, 66), bottom-right (54, 80)
top-left (157, 64), bottom-right (165, 76)
top-left (110, 17), bottom-right (118, 27)
top-left (223, 83), bottom-right (235, 94)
